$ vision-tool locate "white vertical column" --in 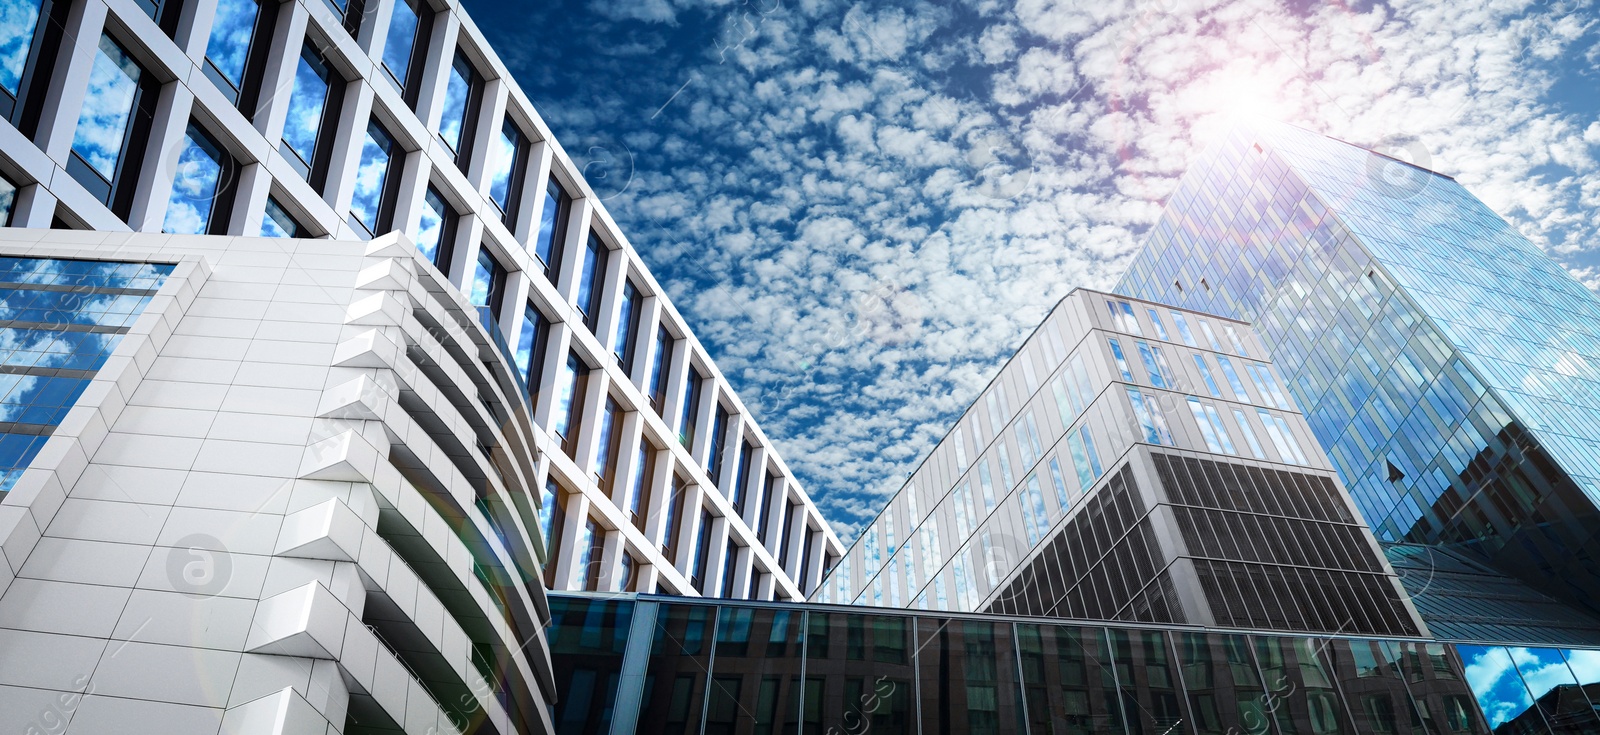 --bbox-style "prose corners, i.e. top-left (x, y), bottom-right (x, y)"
top-left (252, 0), bottom-right (309, 140)
top-left (9, 184), bottom-right (57, 228)
top-left (230, 162), bottom-right (274, 235)
top-left (361, 0), bottom-right (398, 56)
top-left (128, 84), bottom-right (196, 232)
top-left (552, 491), bottom-right (590, 591)
top-left (715, 414), bottom-right (745, 500)
top-left (414, 10), bottom-right (459, 131)
top-left (589, 238), bottom-right (626, 361)
top-left (390, 151), bottom-right (431, 243)
top-left (572, 371), bottom-right (610, 480)
top-left (743, 445), bottom-right (769, 530)
top-left (628, 294), bottom-right (662, 389)
top-left (611, 410), bottom-right (645, 510)
top-left (447, 212), bottom-right (482, 293)
top-left (499, 268), bottom-right (531, 344)
top-left (324, 80), bottom-right (376, 220)
top-left (469, 78), bottom-right (508, 193)
top-left (532, 321), bottom-right (572, 432)
top-left (555, 195), bottom-right (591, 301)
